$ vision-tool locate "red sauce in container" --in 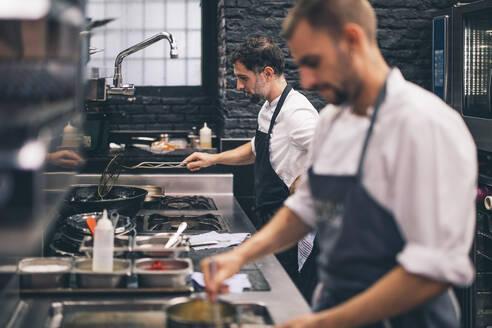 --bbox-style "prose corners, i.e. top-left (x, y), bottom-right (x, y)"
top-left (146, 260), bottom-right (167, 271)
